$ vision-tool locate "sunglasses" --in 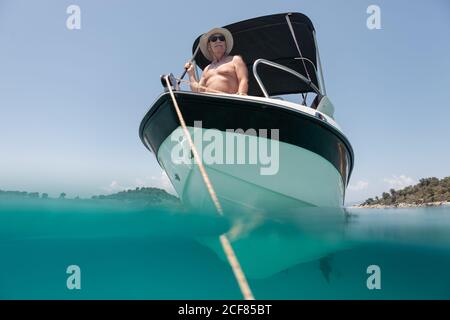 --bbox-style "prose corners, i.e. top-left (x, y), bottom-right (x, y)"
top-left (209, 35), bottom-right (226, 42)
